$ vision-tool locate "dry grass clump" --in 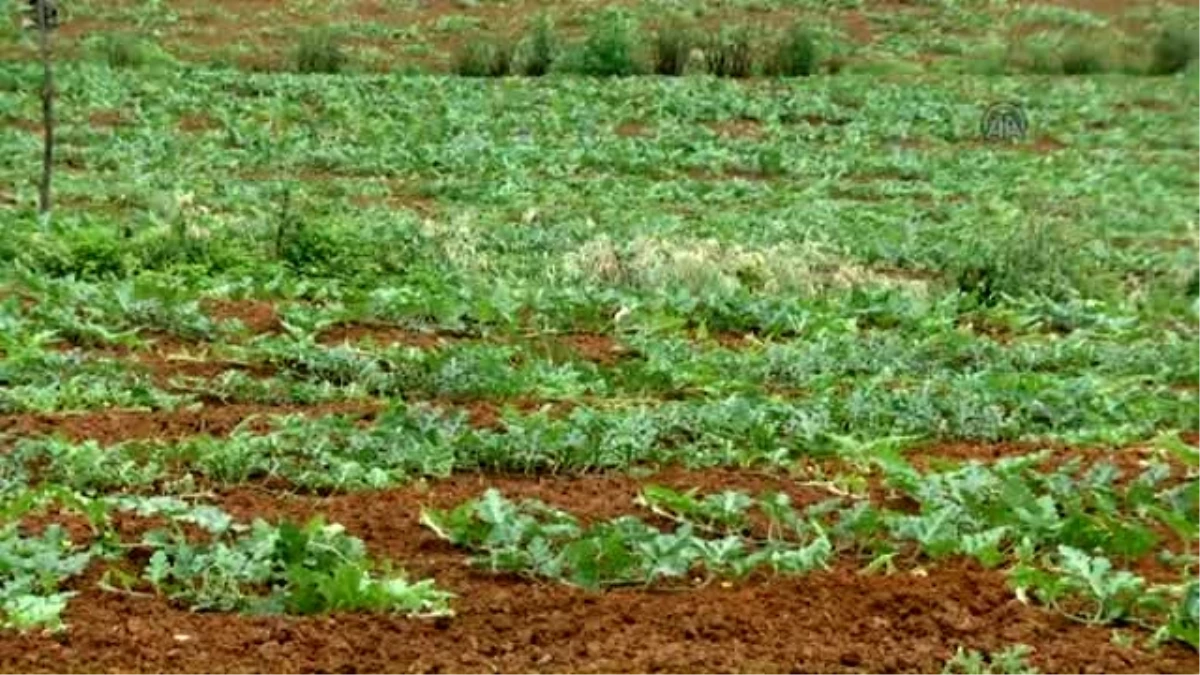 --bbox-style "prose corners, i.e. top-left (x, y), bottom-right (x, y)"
top-left (563, 235), bottom-right (929, 295)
